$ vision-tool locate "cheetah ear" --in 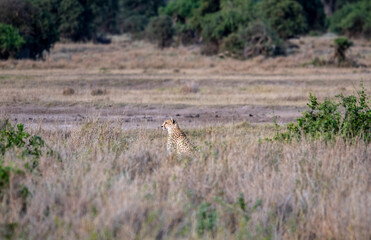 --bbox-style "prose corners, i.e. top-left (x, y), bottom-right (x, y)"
top-left (171, 118), bottom-right (175, 124)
